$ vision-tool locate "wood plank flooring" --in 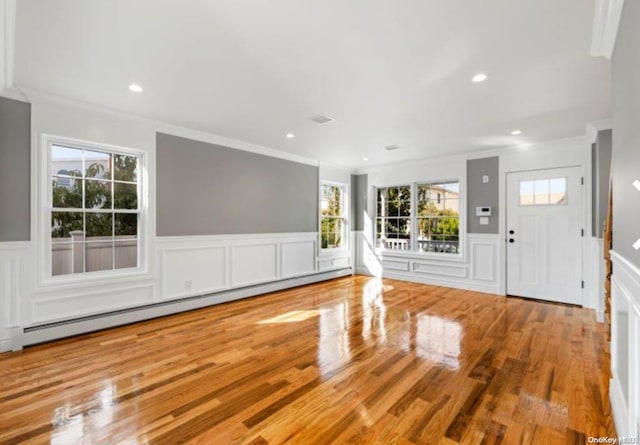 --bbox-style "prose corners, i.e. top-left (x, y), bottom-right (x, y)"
top-left (0, 276), bottom-right (615, 444)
